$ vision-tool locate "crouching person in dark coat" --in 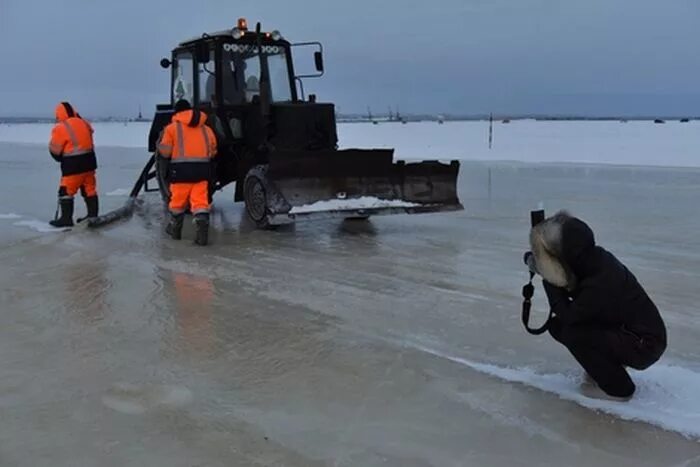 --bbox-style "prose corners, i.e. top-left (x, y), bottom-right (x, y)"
top-left (529, 211), bottom-right (667, 400)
